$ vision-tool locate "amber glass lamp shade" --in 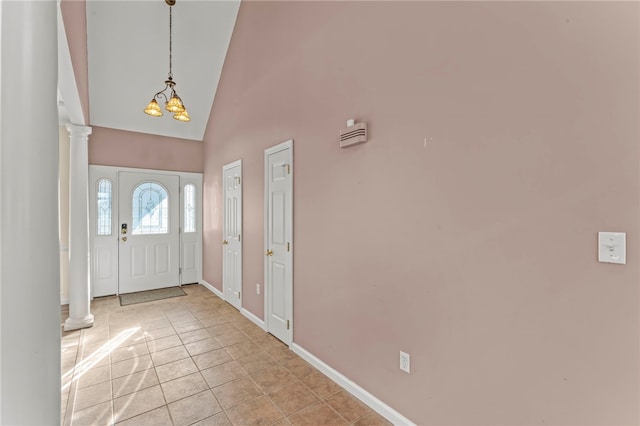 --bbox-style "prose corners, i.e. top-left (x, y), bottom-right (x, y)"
top-left (173, 108), bottom-right (191, 122)
top-left (144, 99), bottom-right (163, 116)
top-left (166, 95), bottom-right (185, 113)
